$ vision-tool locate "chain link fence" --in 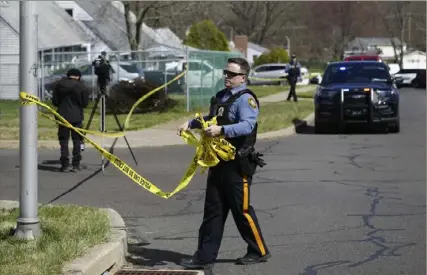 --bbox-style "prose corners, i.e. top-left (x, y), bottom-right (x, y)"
top-left (38, 48), bottom-right (243, 111)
